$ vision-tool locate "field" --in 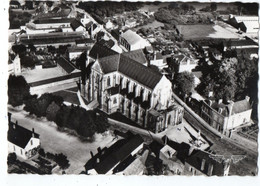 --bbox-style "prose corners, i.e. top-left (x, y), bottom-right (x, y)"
top-left (177, 24), bottom-right (240, 40)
